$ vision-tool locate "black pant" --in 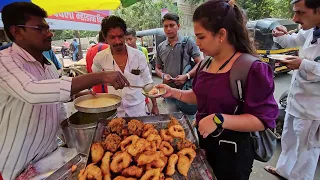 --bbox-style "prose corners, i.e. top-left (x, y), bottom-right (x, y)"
top-left (198, 130), bottom-right (255, 180)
